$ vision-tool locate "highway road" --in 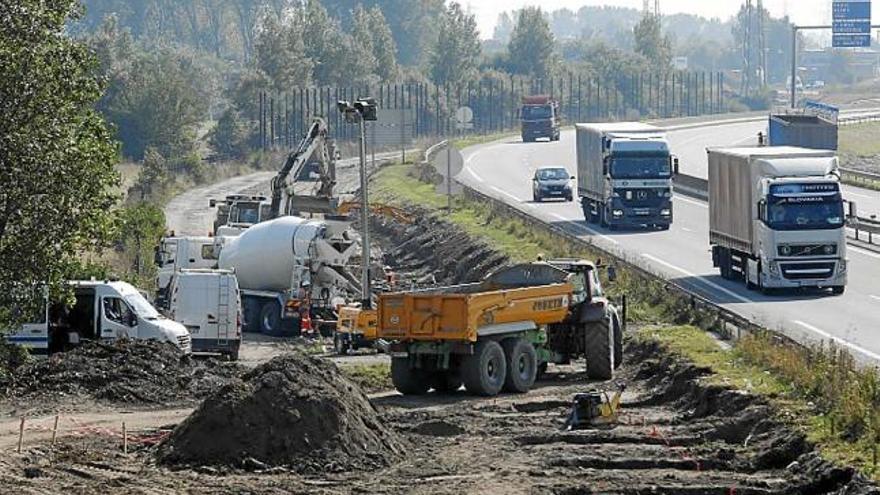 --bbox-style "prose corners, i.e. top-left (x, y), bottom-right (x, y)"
top-left (458, 118), bottom-right (880, 363)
